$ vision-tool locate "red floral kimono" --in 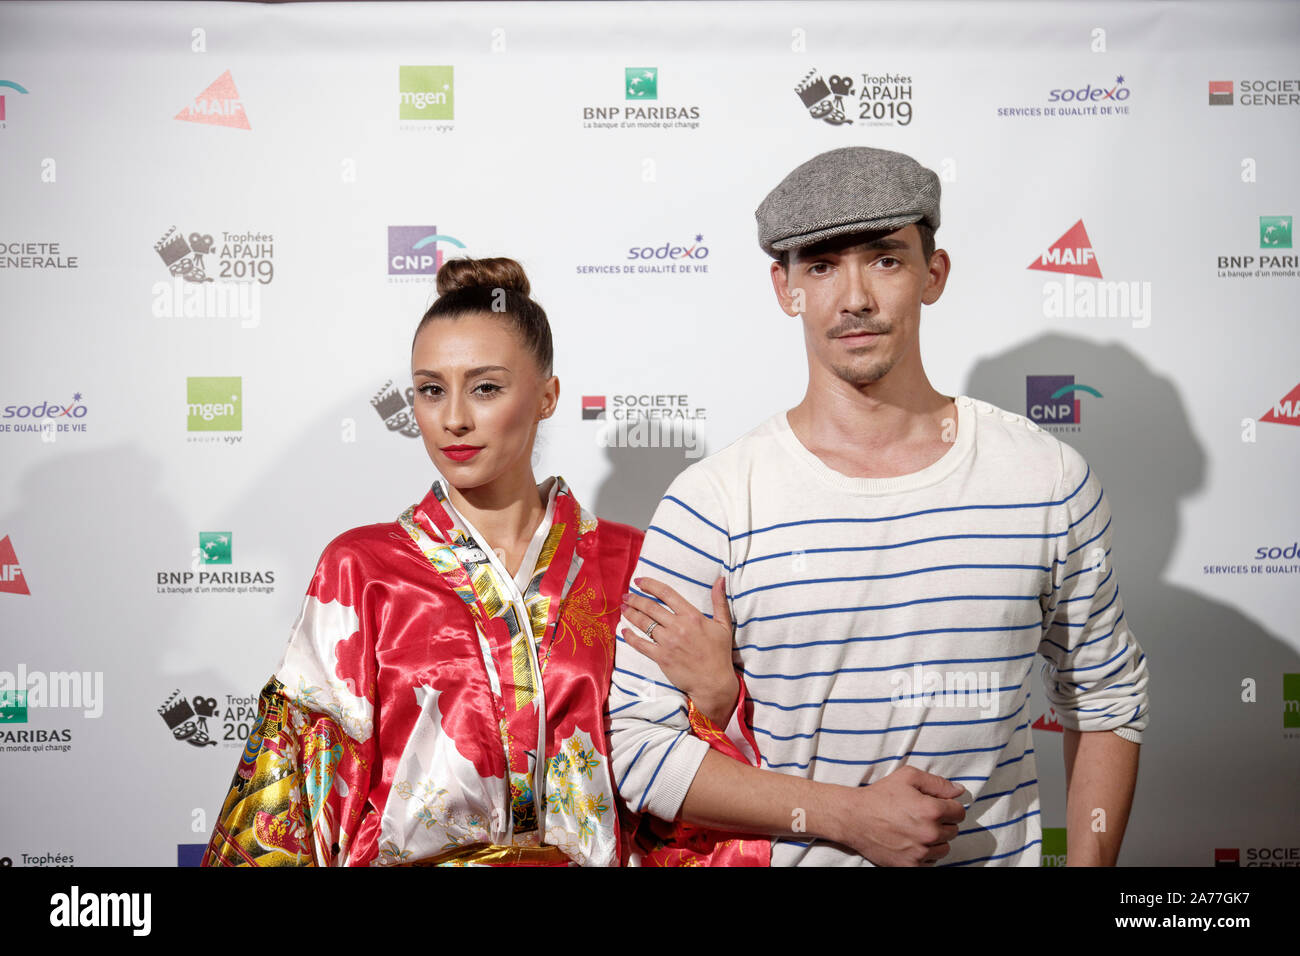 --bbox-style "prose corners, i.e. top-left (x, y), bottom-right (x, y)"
top-left (201, 477), bottom-right (768, 867)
